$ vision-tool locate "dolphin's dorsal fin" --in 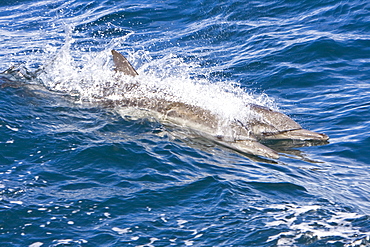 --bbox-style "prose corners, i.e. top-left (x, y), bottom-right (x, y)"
top-left (111, 50), bottom-right (138, 77)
